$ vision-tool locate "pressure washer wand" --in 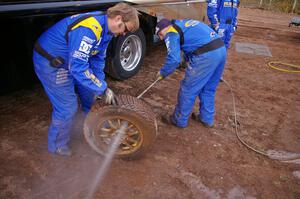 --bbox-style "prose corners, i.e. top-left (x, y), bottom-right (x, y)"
top-left (137, 77), bottom-right (161, 99)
